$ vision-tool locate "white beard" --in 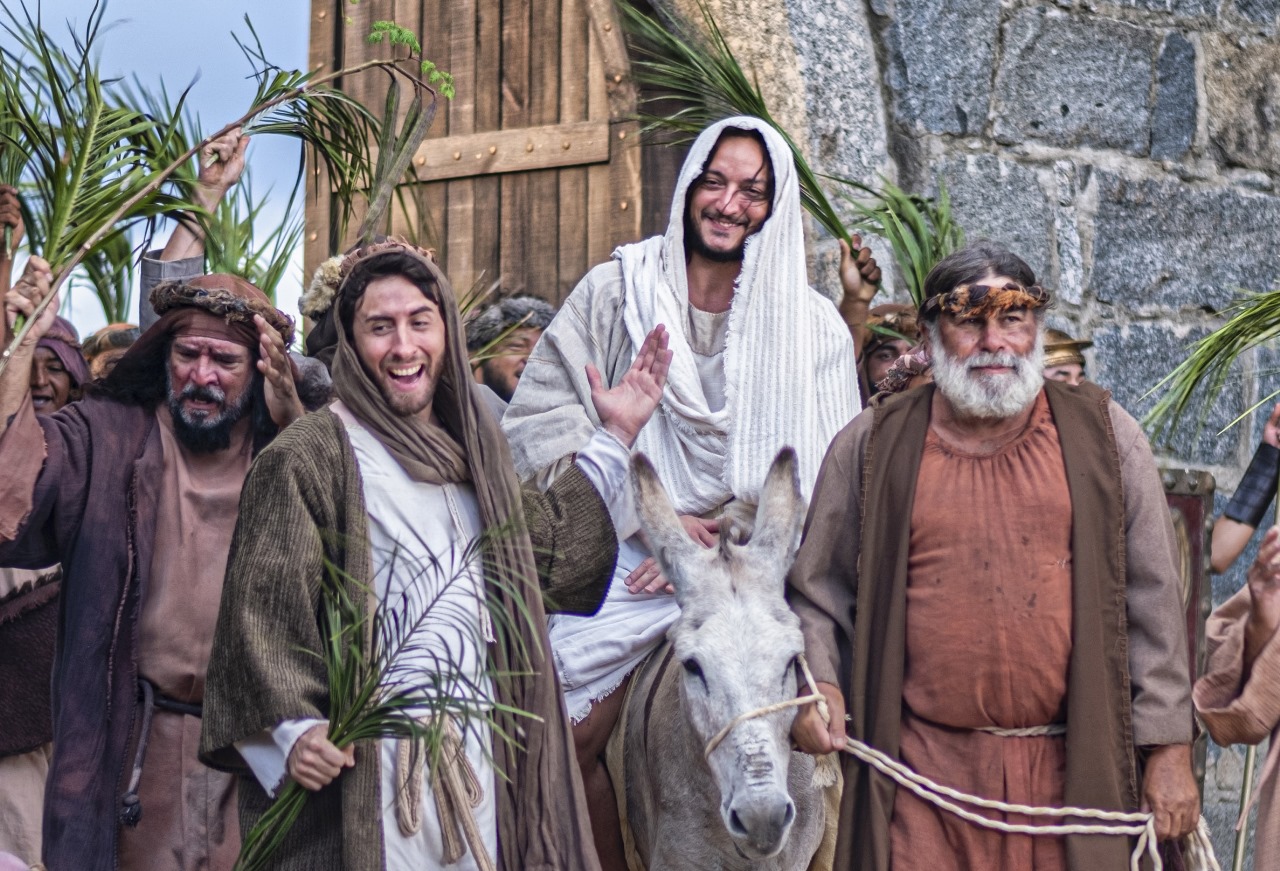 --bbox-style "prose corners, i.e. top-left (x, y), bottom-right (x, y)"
top-left (929, 323), bottom-right (1045, 420)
